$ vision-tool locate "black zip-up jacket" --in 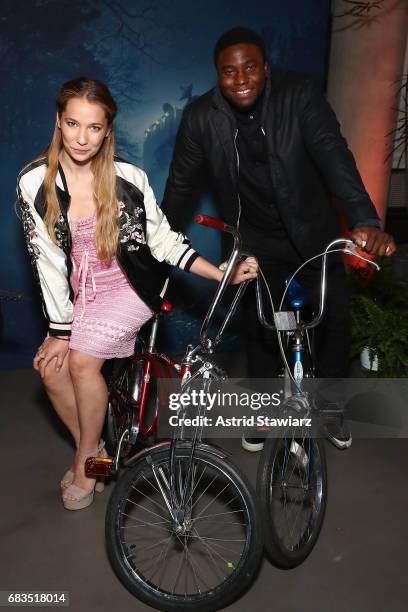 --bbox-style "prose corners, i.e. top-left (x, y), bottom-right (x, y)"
top-left (161, 71), bottom-right (380, 259)
top-left (17, 157), bottom-right (199, 336)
